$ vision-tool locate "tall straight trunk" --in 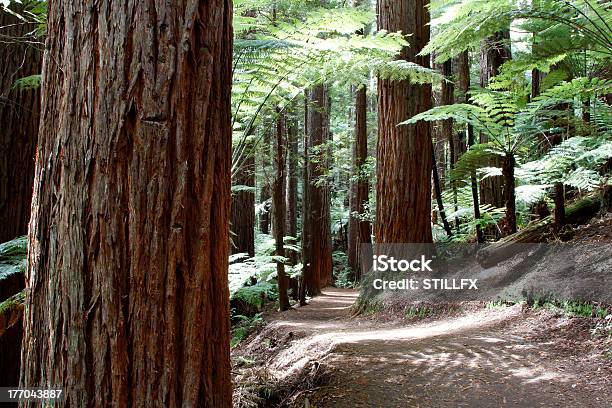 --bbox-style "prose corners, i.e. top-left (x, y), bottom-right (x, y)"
top-left (300, 92), bottom-right (312, 303)
top-left (501, 154), bottom-right (517, 234)
top-left (468, 124), bottom-right (485, 243)
top-left (455, 51), bottom-right (470, 156)
top-left (304, 85), bottom-right (332, 293)
top-left (458, 51), bottom-right (484, 242)
top-left (0, 5), bottom-right (42, 243)
top-left (285, 115), bottom-right (299, 300)
top-left (554, 183), bottom-right (565, 228)
top-left (285, 117), bottom-right (299, 264)
top-left (532, 68), bottom-right (541, 99)
top-left (433, 59), bottom-right (446, 190)
top-left (432, 146), bottom-right (452, 237)
top-left (21, 2), bottom-right (233, 406)
top-left (259, 129), bottom-right (272, 234)
top-left (376, 0), bottom-right (433, 244)
top-left (347, 85), bottom-right (371, 281)
top-left (231, 140), bottom-right (255, 257)
top-left (441, 59), bottom-right (460, 230)
top-left (274, 109), bottom-right (290, 311)
top-left (479, 31), bottom-right (511, 211)
top-left (479, 32), bottom-right (511, 240)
